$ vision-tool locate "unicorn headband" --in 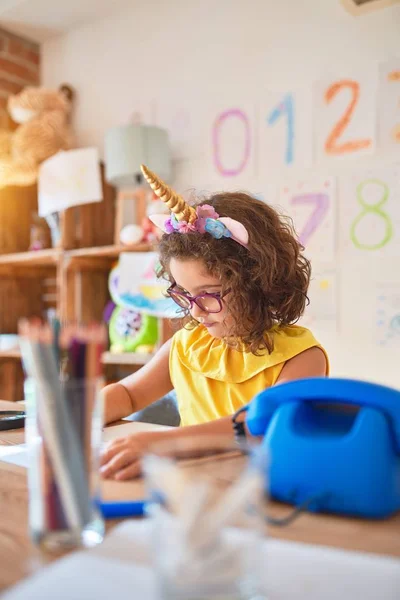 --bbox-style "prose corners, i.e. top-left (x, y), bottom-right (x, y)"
top-left (141, 164), bottom-right (249, 247)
